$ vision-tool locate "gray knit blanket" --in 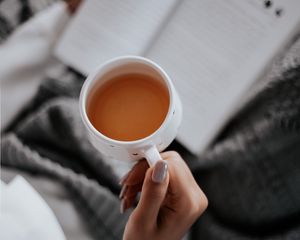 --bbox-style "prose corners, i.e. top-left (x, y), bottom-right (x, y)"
top-left (1, 1), bottom-right (300, 239)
